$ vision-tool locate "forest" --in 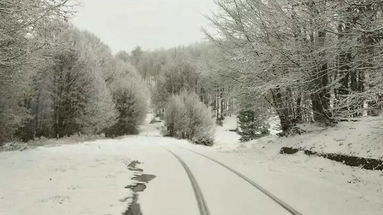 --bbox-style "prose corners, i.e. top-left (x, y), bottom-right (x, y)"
top-left (1, 0), bottom-right (383, 145)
